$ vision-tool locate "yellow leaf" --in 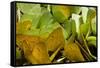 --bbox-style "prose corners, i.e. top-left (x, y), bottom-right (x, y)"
top-left (16, 20), bottom-right (32, 34)
top-left (64, 41), bottom-right (85, 62)
top-left (46, 27), bottom-right (65, 51)
top-left (16, 35), bottom-right (50, 64)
